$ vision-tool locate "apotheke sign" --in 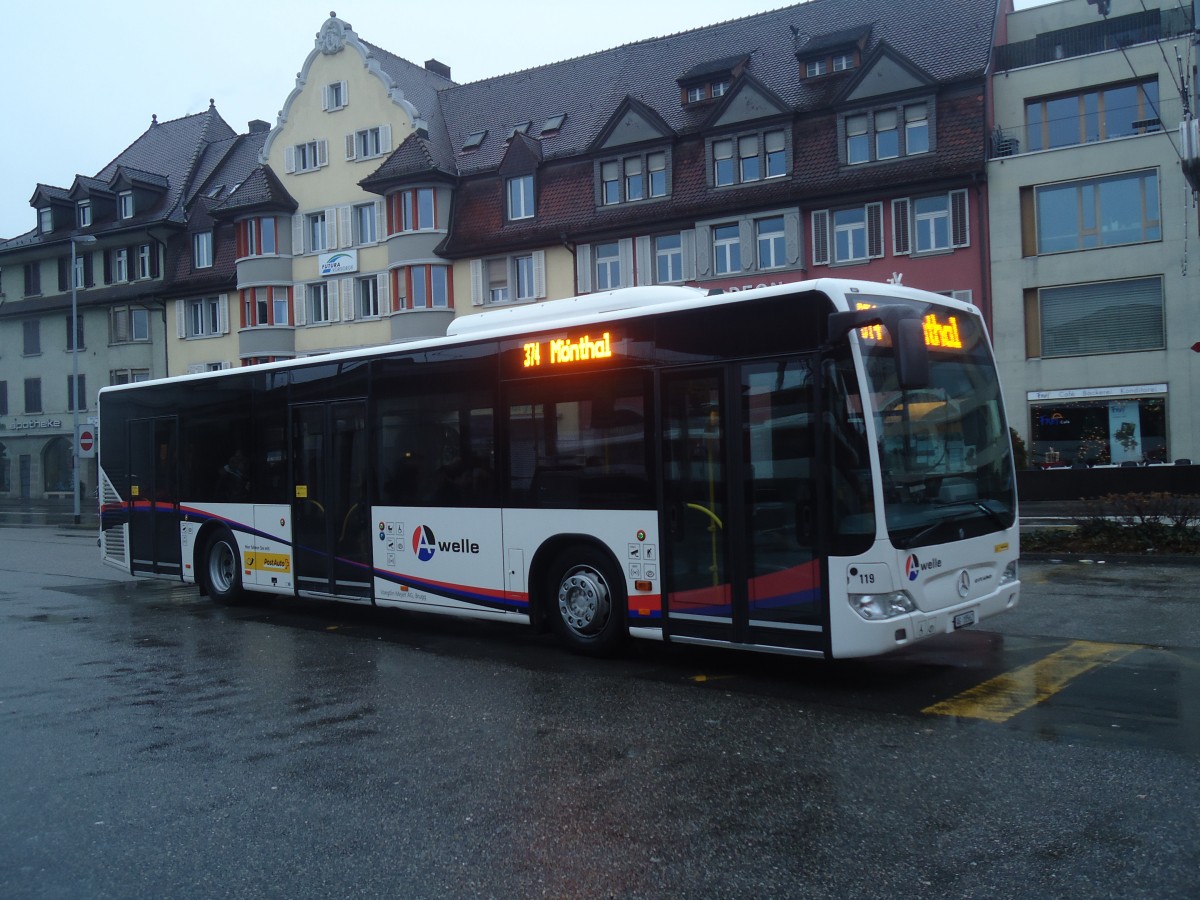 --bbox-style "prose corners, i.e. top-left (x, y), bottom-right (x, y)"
top-left (9, 418), bottom-right (64, 431)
